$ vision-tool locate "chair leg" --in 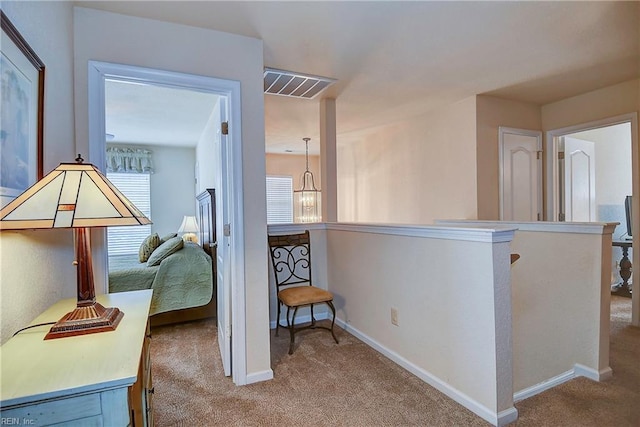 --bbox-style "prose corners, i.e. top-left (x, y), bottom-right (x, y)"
top-left (327, 301), bottom-right (339, 344)
top-left (288, 306), bottom-right (299, 355)
top-left (275, 301), bottom-right (281, 337)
